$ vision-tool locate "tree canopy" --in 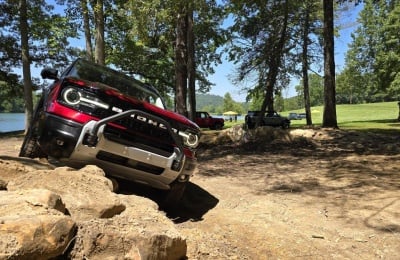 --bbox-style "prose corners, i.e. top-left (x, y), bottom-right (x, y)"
top-left (337, 0), bottom-right (400, 103)
top-left (2, 0), bottom-right (400, 128)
